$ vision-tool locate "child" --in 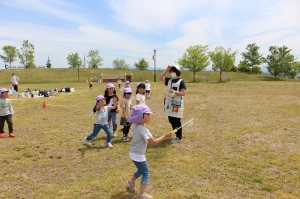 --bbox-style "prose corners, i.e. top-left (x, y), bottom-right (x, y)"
top-left (119, 87), bottom-right (132, 141)
top-left (136, 83), bottom-right (146, 105)
top-left (117, 78), bottom-right (122, 89)
top-left (88, 78), bottom-right (93, 89)
top-left (125, 81), bottom-right (130, 88)
top-left (0, 88), bottom-right (15, 138)
top-left (85, 95), bottom-right (117, 147)
top-left (126, 104), bottom-right (173, 199)
top-left (145, 80), bottom-right (151, 99)
top-left (104, 83), bottom-right (119, 137)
